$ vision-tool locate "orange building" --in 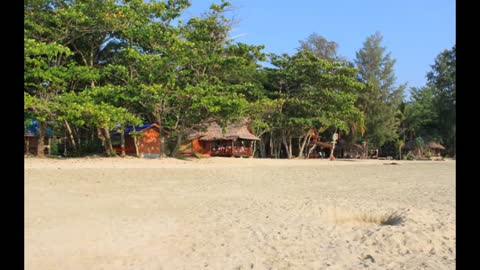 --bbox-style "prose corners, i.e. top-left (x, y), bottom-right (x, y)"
top-left (112, 123), bottom-right (161, 158)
